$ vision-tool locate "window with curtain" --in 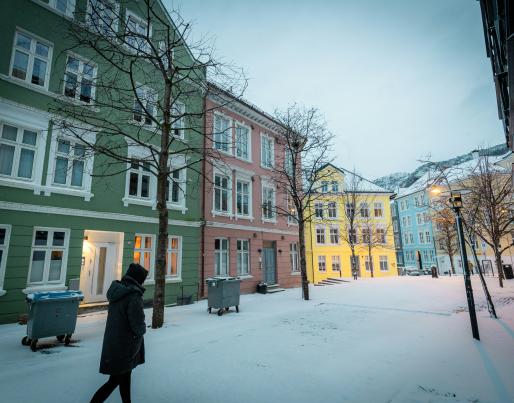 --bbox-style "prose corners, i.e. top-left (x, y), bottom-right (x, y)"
top-left (214, 114), bottom-right (231, 152)
top-left (237, 240), bottom-right (250, 276)
top-left (28, 228), bottom-right (69, 286)
top-left (215, 238), bottom-right (229, 276)
top-left (52, 138), bottom-right (86, 188)
top-left (0, 123), bottom-right (38, 181)
top-left (236, 179), bottom-right (250, 217)
top-left (166, 236), bottom-right (181, 278)
top-left (214, 173), bottom-right (230, 213)
top-left (133, 234), bottom-right (154, 280)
